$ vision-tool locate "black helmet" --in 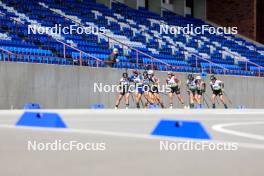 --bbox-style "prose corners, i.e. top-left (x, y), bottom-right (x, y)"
top-left (133, 70), bottom-right (139, 75)
top-left (210, 75), bottom-right (216, 80)
top-left (187, 74), bottom-right (194, 80)
top-left (123, 72), bottom-right (128, 78)
top-left (143, 71), bottom-right (148, 76)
